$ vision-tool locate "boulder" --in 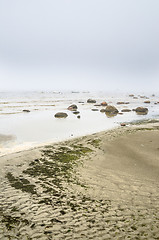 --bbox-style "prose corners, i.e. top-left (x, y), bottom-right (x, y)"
top-left (68, 104), bottom-right (78, 111)
top-left (121, 109), bottom-right (131, 112)
top-left (129, 94), bottom-right (134, 97)
top-left (144, 101), bottom-right (150, 103)
top-left (77, 115), bottom-right (80, 119)
top-left (105, 105), bottom-right (119, 114)
top-left (134, 107), bottom-right (148, 115)
top-left (105, 111), bottom-right (118, 118)
top-left (54, 112), bottom-right (68, 118)
top-left (120, 123), bottom-right (126, 126)
top-left (87, 99), bottom-right (96, 103)
top-left (94, 104), bottom-right (101, 107)
top-left (101, 102), bottom-right (107, 106)
top-left (91, 109), bottom-right (99, 111)
top-left (135, 107), bottom-right (148, 112)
